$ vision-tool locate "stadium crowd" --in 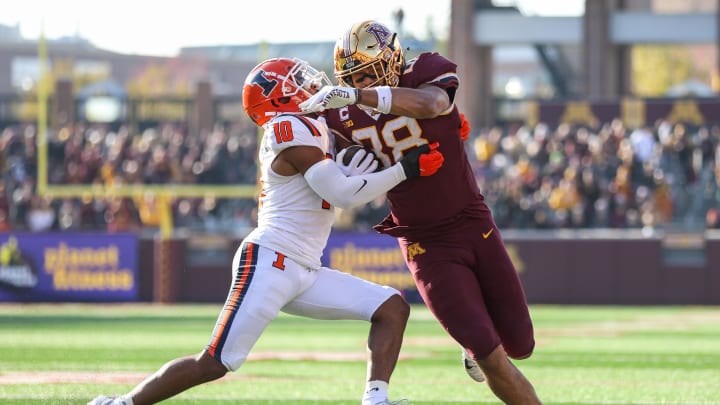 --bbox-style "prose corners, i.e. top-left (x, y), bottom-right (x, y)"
top-left (0, 118), bottom-right (719, 234)
top-left (0, 120), bottom-right (259, 236)
top-left (468, 119), bottom-right (720, 230)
